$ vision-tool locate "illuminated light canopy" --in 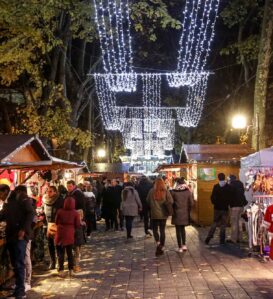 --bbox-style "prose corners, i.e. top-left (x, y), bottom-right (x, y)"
top-left (92, 0), bottom-right (221, 157)
top-left (93, 0), bottom-right (136, 92)
top-left (167, 0), bottom-right (220, 88)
